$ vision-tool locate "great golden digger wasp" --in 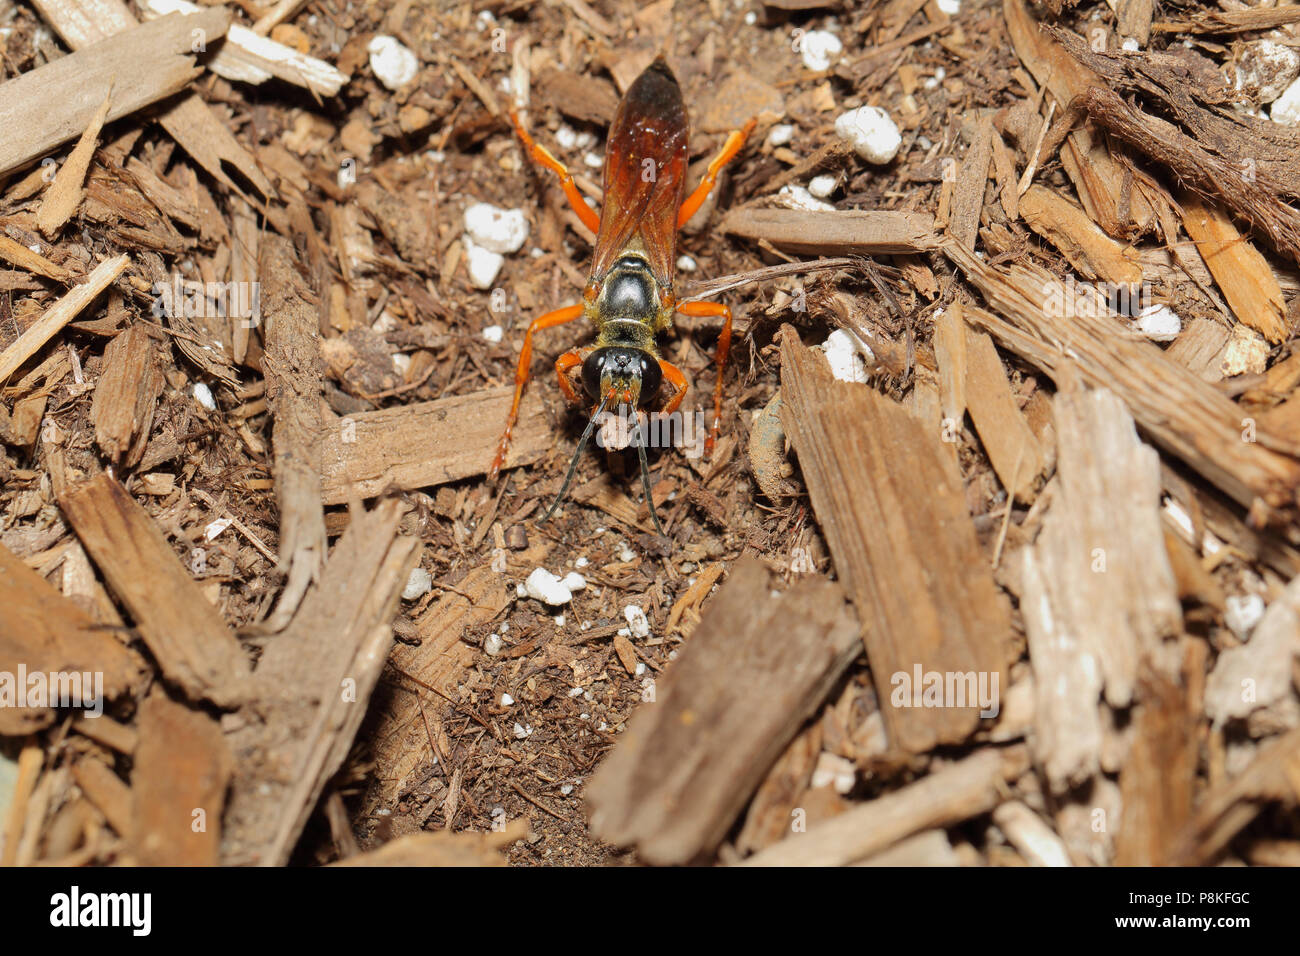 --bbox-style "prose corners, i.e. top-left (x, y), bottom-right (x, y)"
top-left (489, 56), bottom-right (756, 534)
